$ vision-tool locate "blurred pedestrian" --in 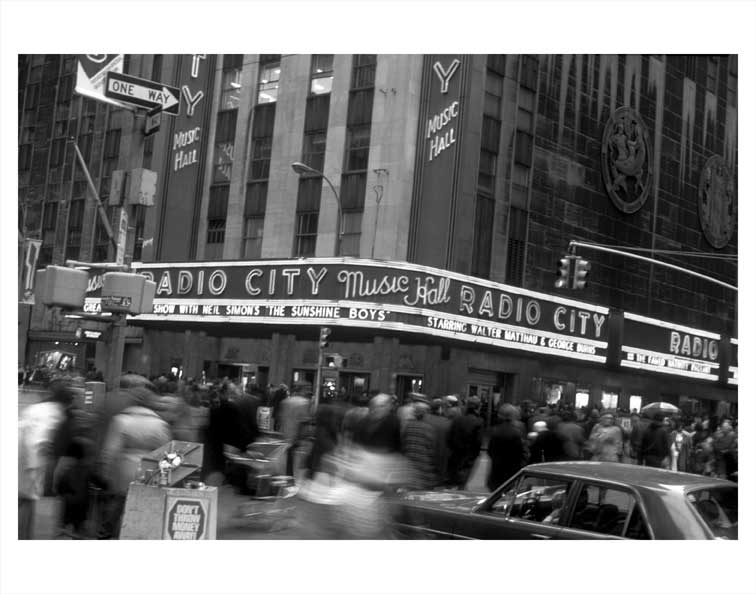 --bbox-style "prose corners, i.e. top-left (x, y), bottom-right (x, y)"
top-left (669, 418), bottom-right (692, 473)
top-left (557, 411), bottom-right (585, 460)
top-left (627, 413), bottom-right (644, 464)
top-left (353, 393), bottom-right (402, 454)
top-left (639, 413), bottom-right (670, 468)
top-left (425, 398), bottom-right (452, 486)
top-left (306, 401), bottom-right (341, 479)
top-left (587, 411), bottom-right (624, 462)
top-left (233, 384), bottom-right (261, 448)
top-left (531, 415), bottom-right (569, 463)
top-left (691, 421), bottom-right (713, 475)
top-left (447, 395), bottom-right (483, 488)
top-left (97, 380), bottom-right (171, 539)
top-left (269, 383), bottom-right (289, 432)
top-left (341, 393), bottom-right (370, 448)
top-left (581, 409), bottom-right (601, 455)
top-left (55, 437), bottom-right (95, 538)
top-left (487, 404), bottom-right (528, 491)
top-left (712, 419), bottom-right (737, 480)
top-left (279, 385), bottom-right (312, 477)
top-left (18, 377), bottom-right (76, 539)
top-left (401, 398), bottom-right (438, 489)
top-left (397, 394), bottom-right (418, 434)
top-left (445, 395), bottom-right (462, 420)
